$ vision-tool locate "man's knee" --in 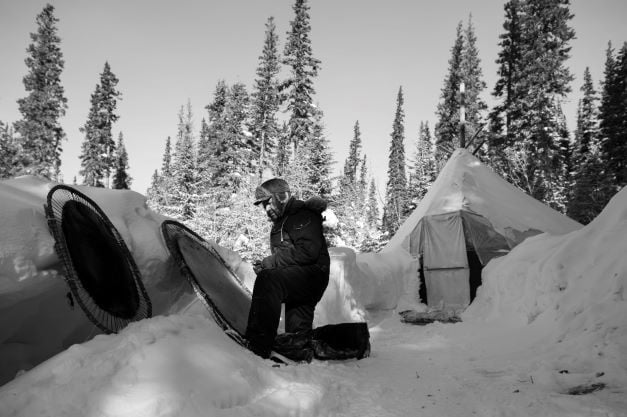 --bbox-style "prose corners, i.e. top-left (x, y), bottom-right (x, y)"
top-left (253, 269), bottom-right (280, 294)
